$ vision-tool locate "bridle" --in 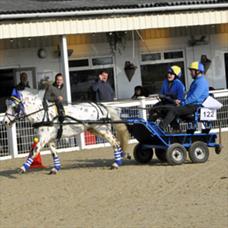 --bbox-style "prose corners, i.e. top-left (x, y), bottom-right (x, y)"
top-left (4, 95), bottom-right (25, 124)
top-left (4, 94), bottom-right (54, 125)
